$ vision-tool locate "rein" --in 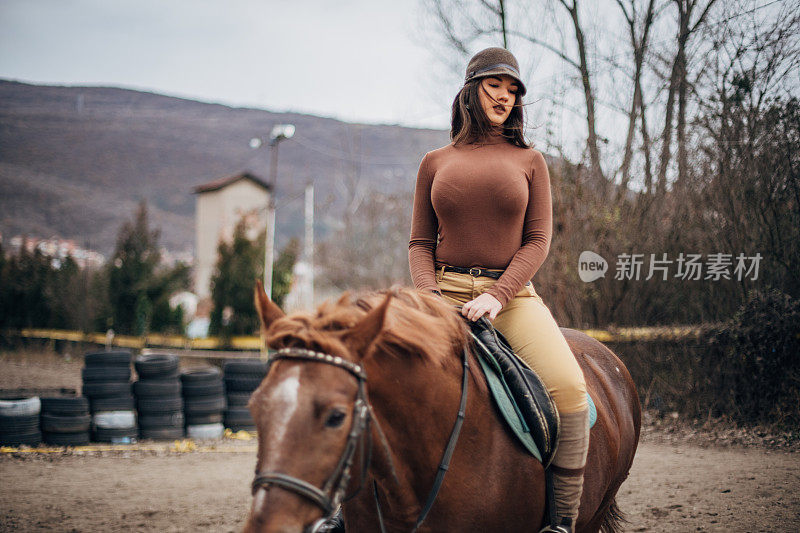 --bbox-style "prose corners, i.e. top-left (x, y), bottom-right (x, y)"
top-left (374, 344), bottom-right (470, 533)
top-left (251, 345), bottom-right (470, 533)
